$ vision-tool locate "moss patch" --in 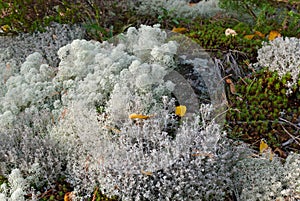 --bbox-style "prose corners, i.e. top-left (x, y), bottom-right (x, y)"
top-left (226, 68), bottom-right (300, 152)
